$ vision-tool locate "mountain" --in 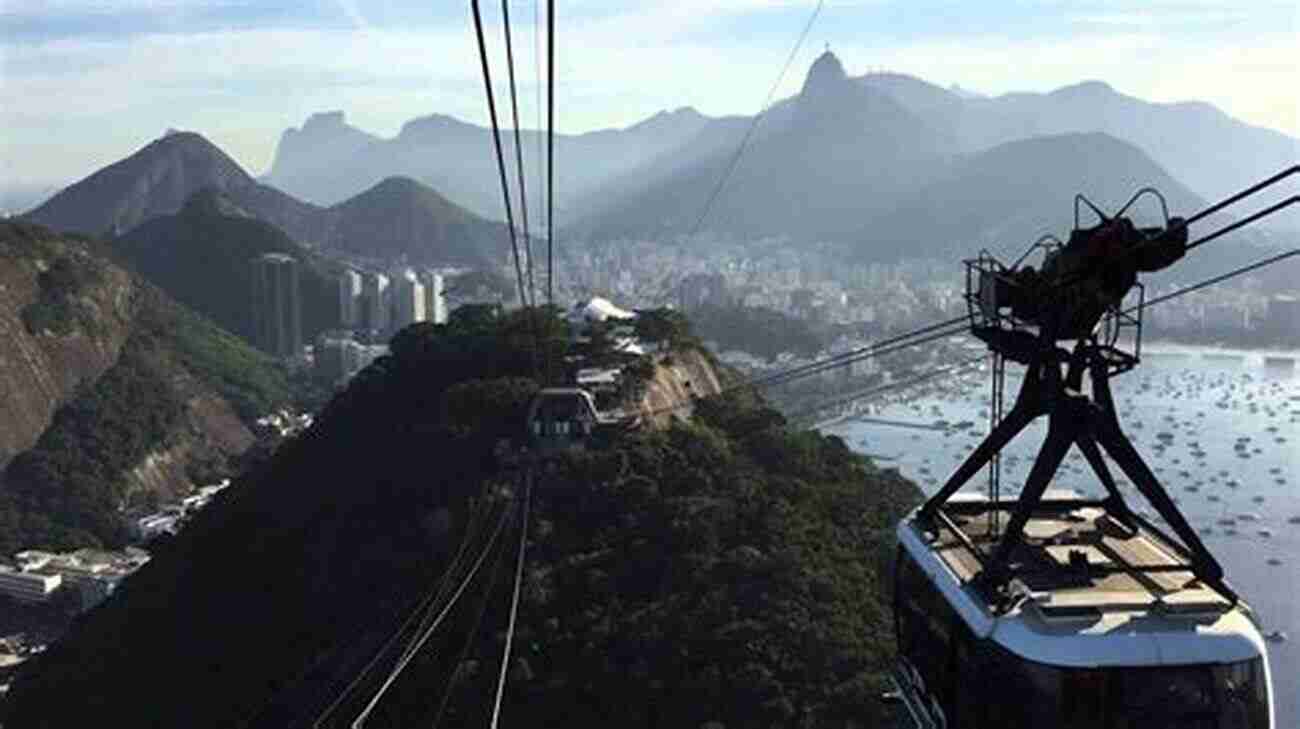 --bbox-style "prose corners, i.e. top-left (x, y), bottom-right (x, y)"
top-left (2, 310), bottom-right (920, 728)
top-left (570, 50), bottom-right (956, 242)
top-left (261, 111), bottom-right (383, 205)
top-left (577, 64), bottom-right (1295, 243)
top-left (111, 190), bottom-right (339, 348)
top-left (847, 132), bottom-right (1269, 282)
top-left (858, 72), bottom-right (966, 140)
top-left (21, 131), bottom-right (326, 244)
top-left (864, 76), bottom-right (1298, 212)
top-left (21, 133), bottom-right (509, 268)
top-left (318, 176), bottom-right (512, 266)
top-left (0, 221), bottom-right (295, 555)
top-left (263, 106), bottom-right (713, 220)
